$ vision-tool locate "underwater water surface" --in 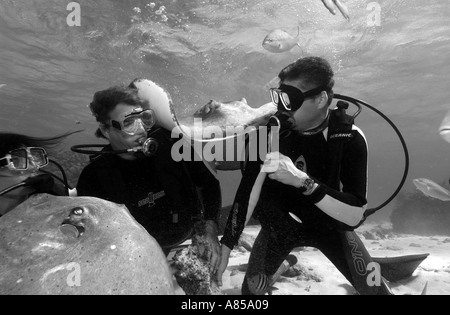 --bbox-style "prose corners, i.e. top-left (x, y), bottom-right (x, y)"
top-left (0, 0), bottom-right (449, 220)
